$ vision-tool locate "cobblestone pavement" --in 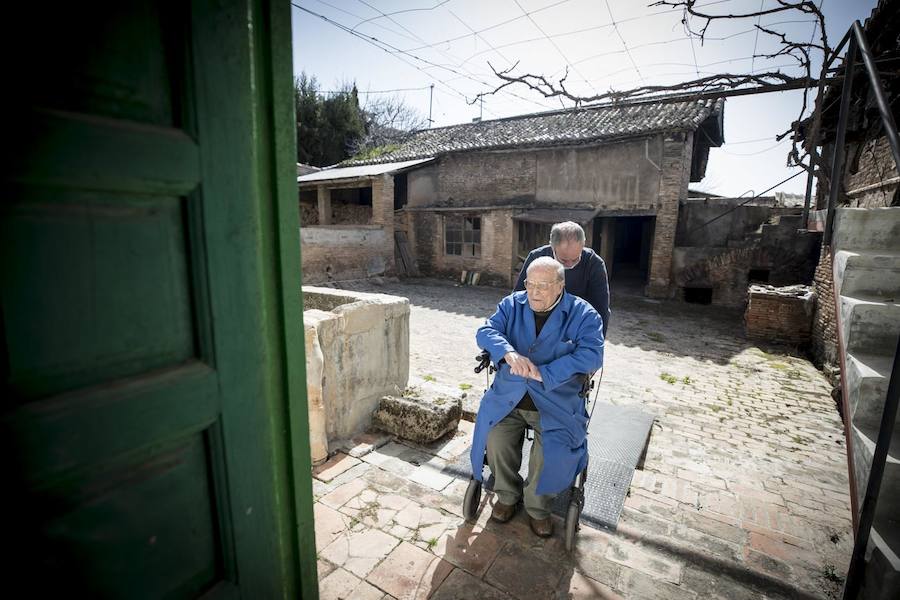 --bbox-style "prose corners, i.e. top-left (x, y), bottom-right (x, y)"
top-left (313, 278), bottom-right (853, 599)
